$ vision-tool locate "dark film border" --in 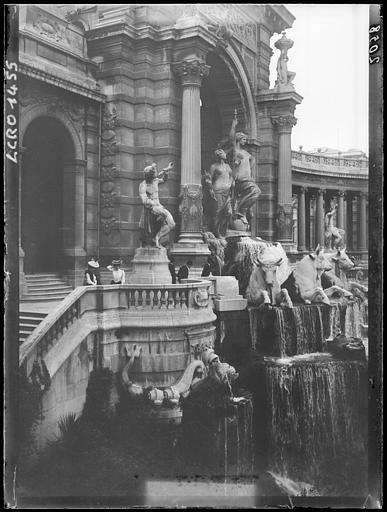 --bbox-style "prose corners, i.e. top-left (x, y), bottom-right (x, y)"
top-left (4, 3), bottom-right (20, 509)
